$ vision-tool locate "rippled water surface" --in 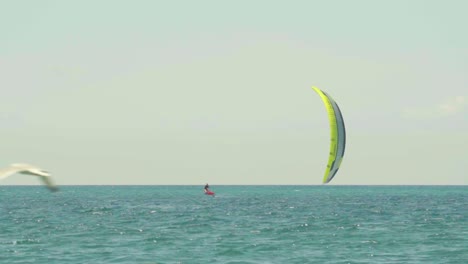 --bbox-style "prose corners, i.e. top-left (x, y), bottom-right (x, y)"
top-left (0, 185), bottom-right (466, 263)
